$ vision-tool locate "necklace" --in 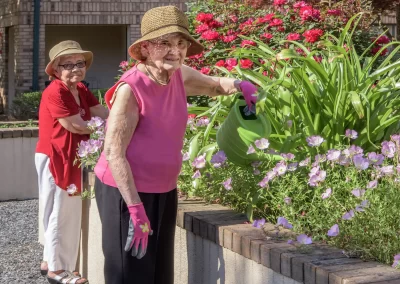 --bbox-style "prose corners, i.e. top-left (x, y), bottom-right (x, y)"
top-left (143, 64), bottom-right (170, 86)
